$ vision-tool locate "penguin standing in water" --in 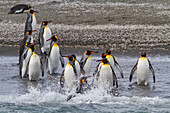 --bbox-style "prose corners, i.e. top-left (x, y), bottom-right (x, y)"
top-left (60, 55), bottom-right (78, 90)
top-left (46, 35), bottom-right (64, 74)
top-left (129, 52), bottom-right (155, 85)
top-left (38, 21), bottom-right (52, 55)
top-left (8, 4), bottom-right (32, 14)
top-left (105, 50), bottom-right (124, 78)
top-left (96, 58), bottom-right (118, 89)
top-left (27, 43), bottom-right (44, 81)
top-left (80, 50), bottom-right (97, 75)
top-left (19, 30), bottom-right (35, 65)
top-left (24, 9), bottom-right (38, 36)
